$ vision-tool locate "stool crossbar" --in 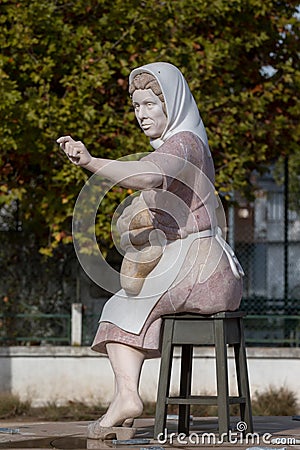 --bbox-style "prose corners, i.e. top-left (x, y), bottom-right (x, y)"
top-left (154, 311), bottom-right (253, 438)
